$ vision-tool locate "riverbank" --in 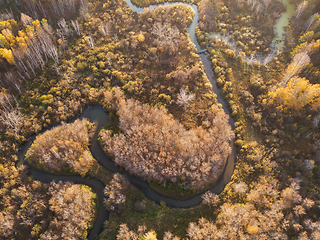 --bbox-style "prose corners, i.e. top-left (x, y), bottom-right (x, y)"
top-left (102, 0), bottom-right (320, 239)
top-left (147, 157), bottom-right (227, 200)
top-left (2, 0), bottom-right (318, 238)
